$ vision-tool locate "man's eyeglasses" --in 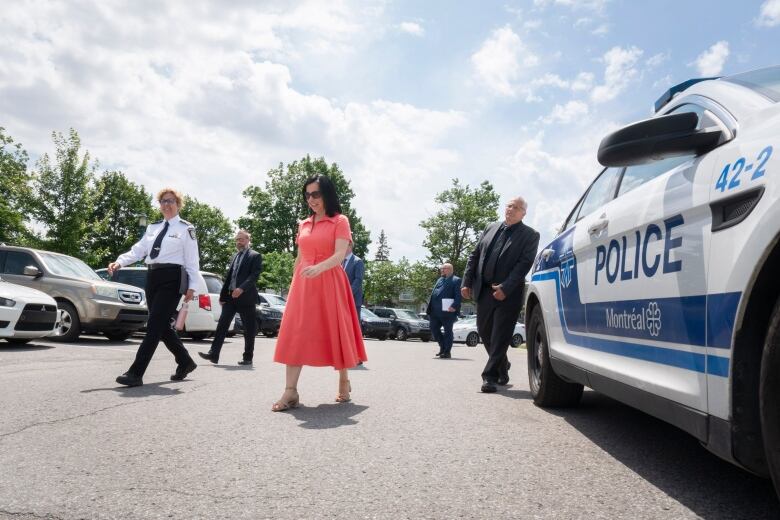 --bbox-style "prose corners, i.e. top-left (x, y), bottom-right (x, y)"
top-left (159, 198), bottom-right (177, 205)
top-left (304, 190), bottom-right (322, 200)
